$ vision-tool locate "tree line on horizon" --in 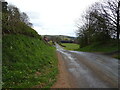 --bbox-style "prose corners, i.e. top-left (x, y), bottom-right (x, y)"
top-left (76, 0), bottom-right (120, 48)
